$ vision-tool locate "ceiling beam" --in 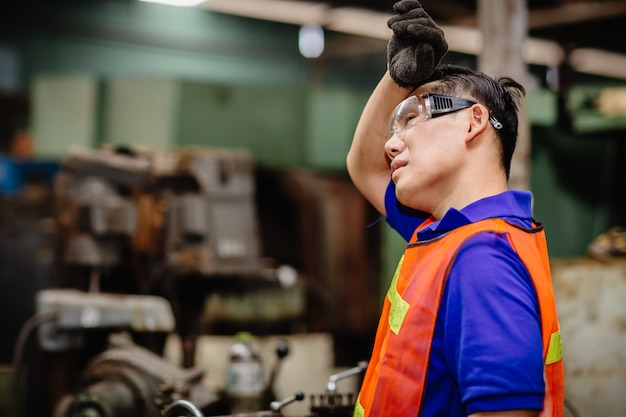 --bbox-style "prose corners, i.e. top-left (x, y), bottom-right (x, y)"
top-left (201, 0), bottom-right (626, 79)
top-left (570, 48), bottom-right (626, 80)
top-left (448, 0), bottom-right (626, 29)
top-left (528, 1), bottom-right (626, 30)
top-left (323, 7), bottom-right (392, 39)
